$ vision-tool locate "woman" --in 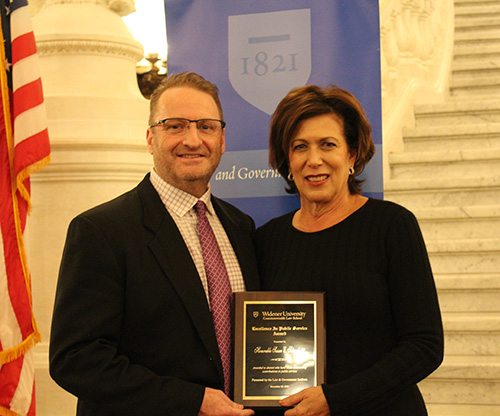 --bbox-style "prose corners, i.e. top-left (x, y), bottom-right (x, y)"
top-left (255, 85), bottom-right (443, 415)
